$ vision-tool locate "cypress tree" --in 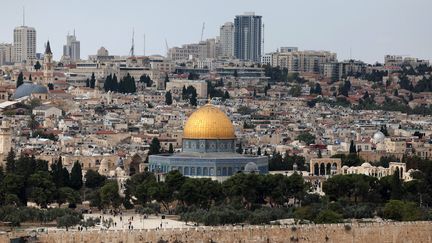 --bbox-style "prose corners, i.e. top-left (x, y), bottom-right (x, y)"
top-left (17, 72), bottom-right (24, 88)
top-left (69, 161), bottom-right (83, 190)
top-left (5, 148), bottom-right (16, 173)
top-left (165, 91), bottom-right (173, 105)
top-left (90, 73), bottom-right (96, 89)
